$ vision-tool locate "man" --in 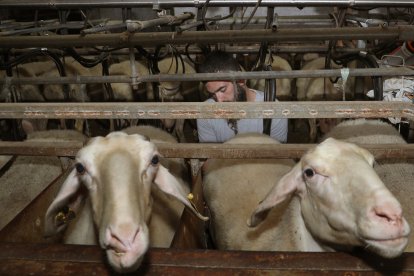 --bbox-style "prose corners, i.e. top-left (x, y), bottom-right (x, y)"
top-left (196, 51), bottom-right (288, 143)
